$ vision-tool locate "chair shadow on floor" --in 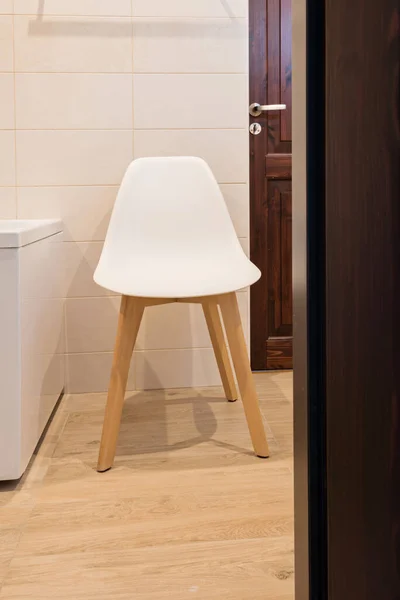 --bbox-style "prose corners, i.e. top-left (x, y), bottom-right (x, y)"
top-left (113, 384), bottom-right (256, 463)
top-left (38, 383), bottom-right (258, 488)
